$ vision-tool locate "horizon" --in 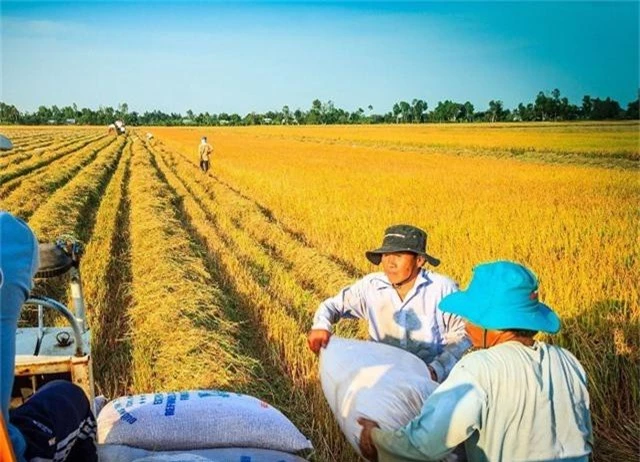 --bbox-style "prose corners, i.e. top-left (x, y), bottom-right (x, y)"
top-left (2, 1), bottom-right (638, 115)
